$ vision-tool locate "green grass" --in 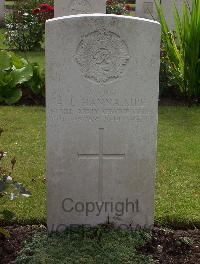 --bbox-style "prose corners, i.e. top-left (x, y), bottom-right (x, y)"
top-left (0, 107), bottom-right (46, 224)
top-left (0, 106), bottom-right (200, 228)
top-left (15, 227), bottom-right (153, 264)
top-left (17, 51), bottom-right (45, 68)
top-left (5, 1), bottom-right (14, 7)
top-left (156, 106), bottom-right (200, 228)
